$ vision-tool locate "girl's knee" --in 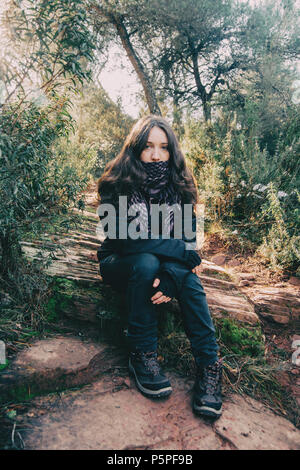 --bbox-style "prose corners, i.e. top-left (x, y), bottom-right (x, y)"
top-left (132, 253), bottom-right (160, 278)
